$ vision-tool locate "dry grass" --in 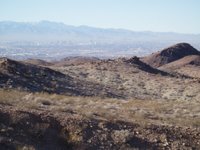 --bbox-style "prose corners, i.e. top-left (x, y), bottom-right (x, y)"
top-left (51, 60), bottom-right (200, 101)
top-left (175, 65), bottom-right (200, 78)
top-left (0, 89), bottom-right (200, 128)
